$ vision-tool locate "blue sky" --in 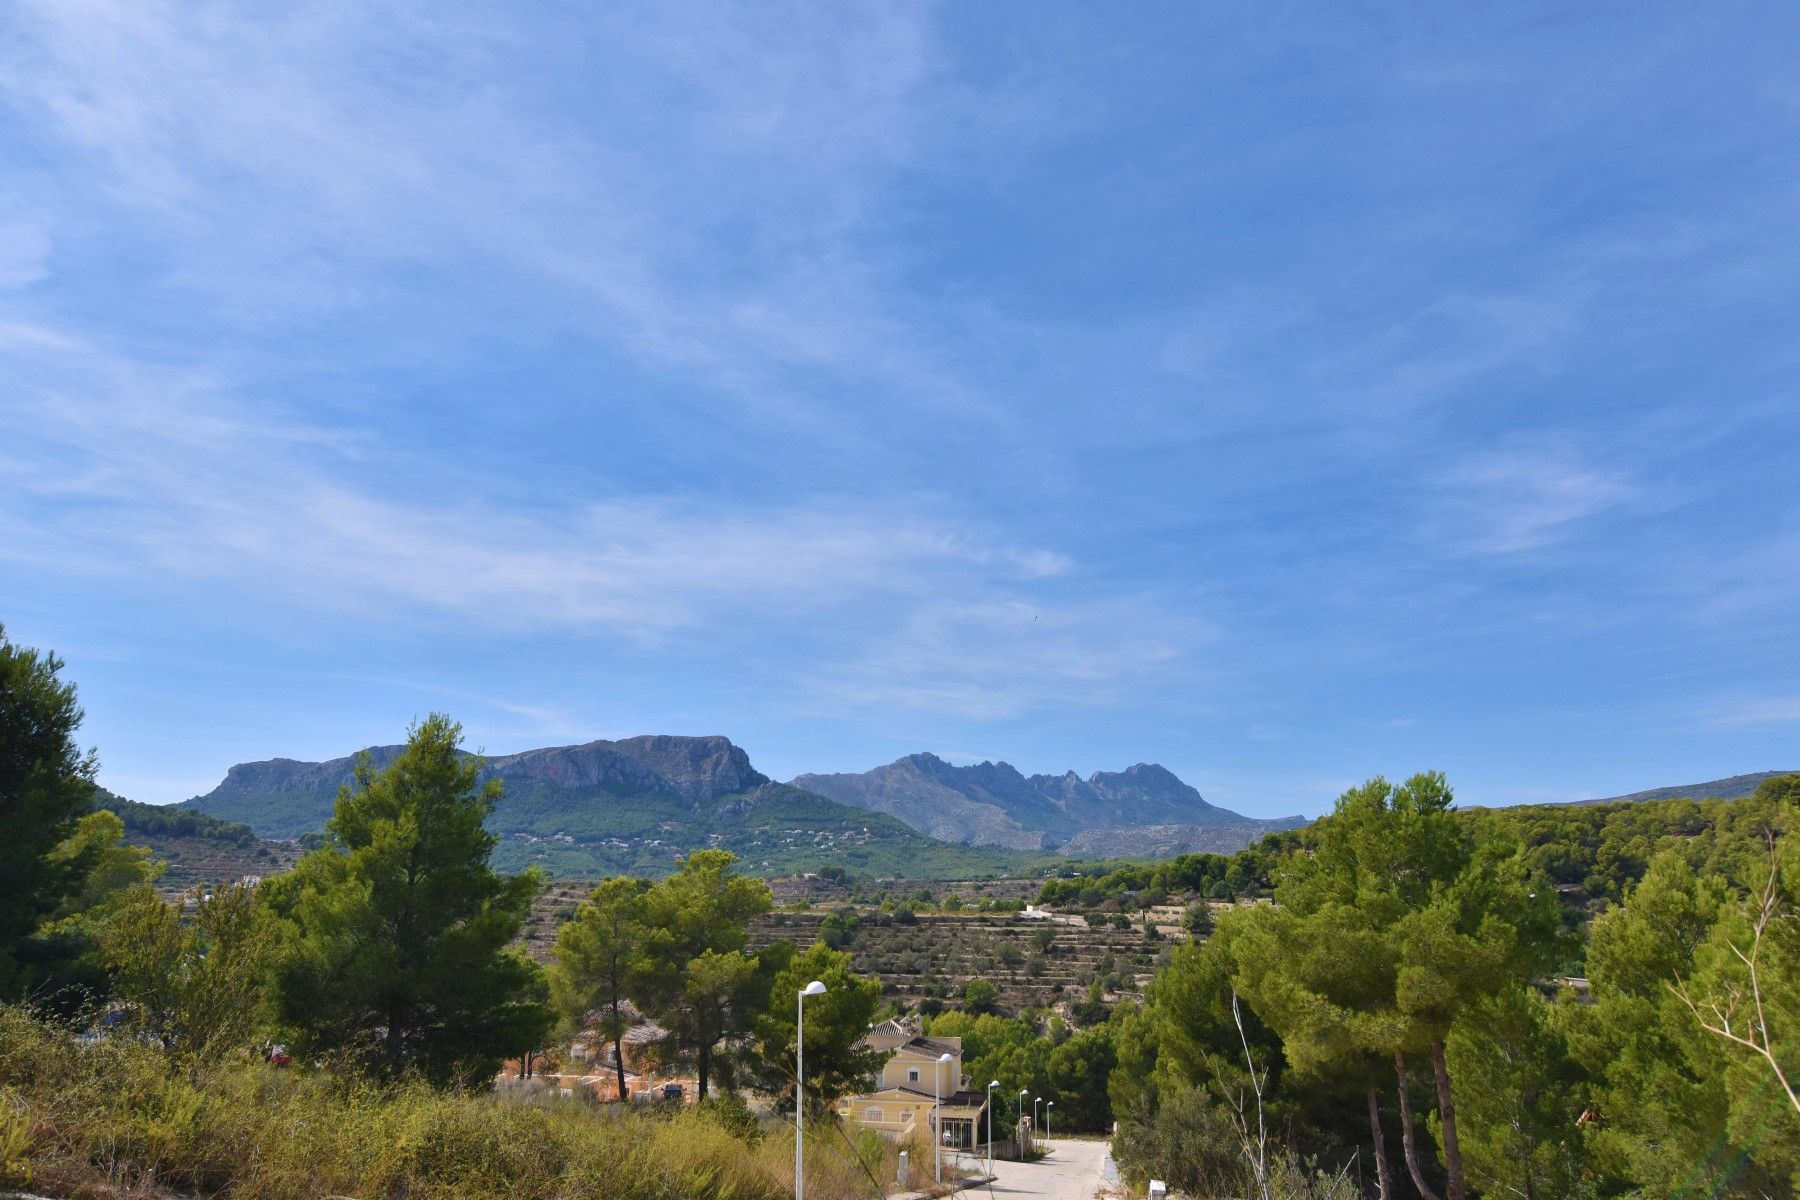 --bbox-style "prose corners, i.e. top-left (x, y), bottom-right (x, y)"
top-left (3, 3), bottom-right (1797, 817)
